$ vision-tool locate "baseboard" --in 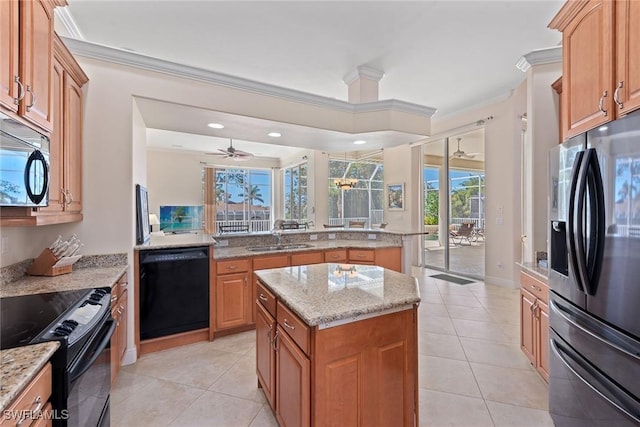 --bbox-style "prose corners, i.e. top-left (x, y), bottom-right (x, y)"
top-left (484, 275), bottom-right (519, 288)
